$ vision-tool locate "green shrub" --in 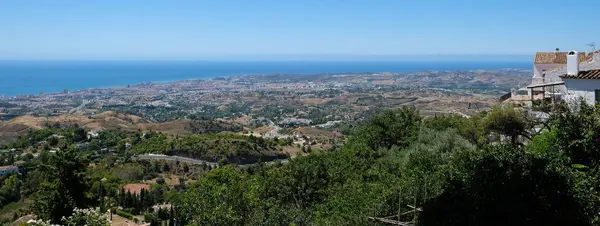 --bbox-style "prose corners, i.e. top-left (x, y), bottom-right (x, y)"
top-left (115, 209), bottom-right (134, 220)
